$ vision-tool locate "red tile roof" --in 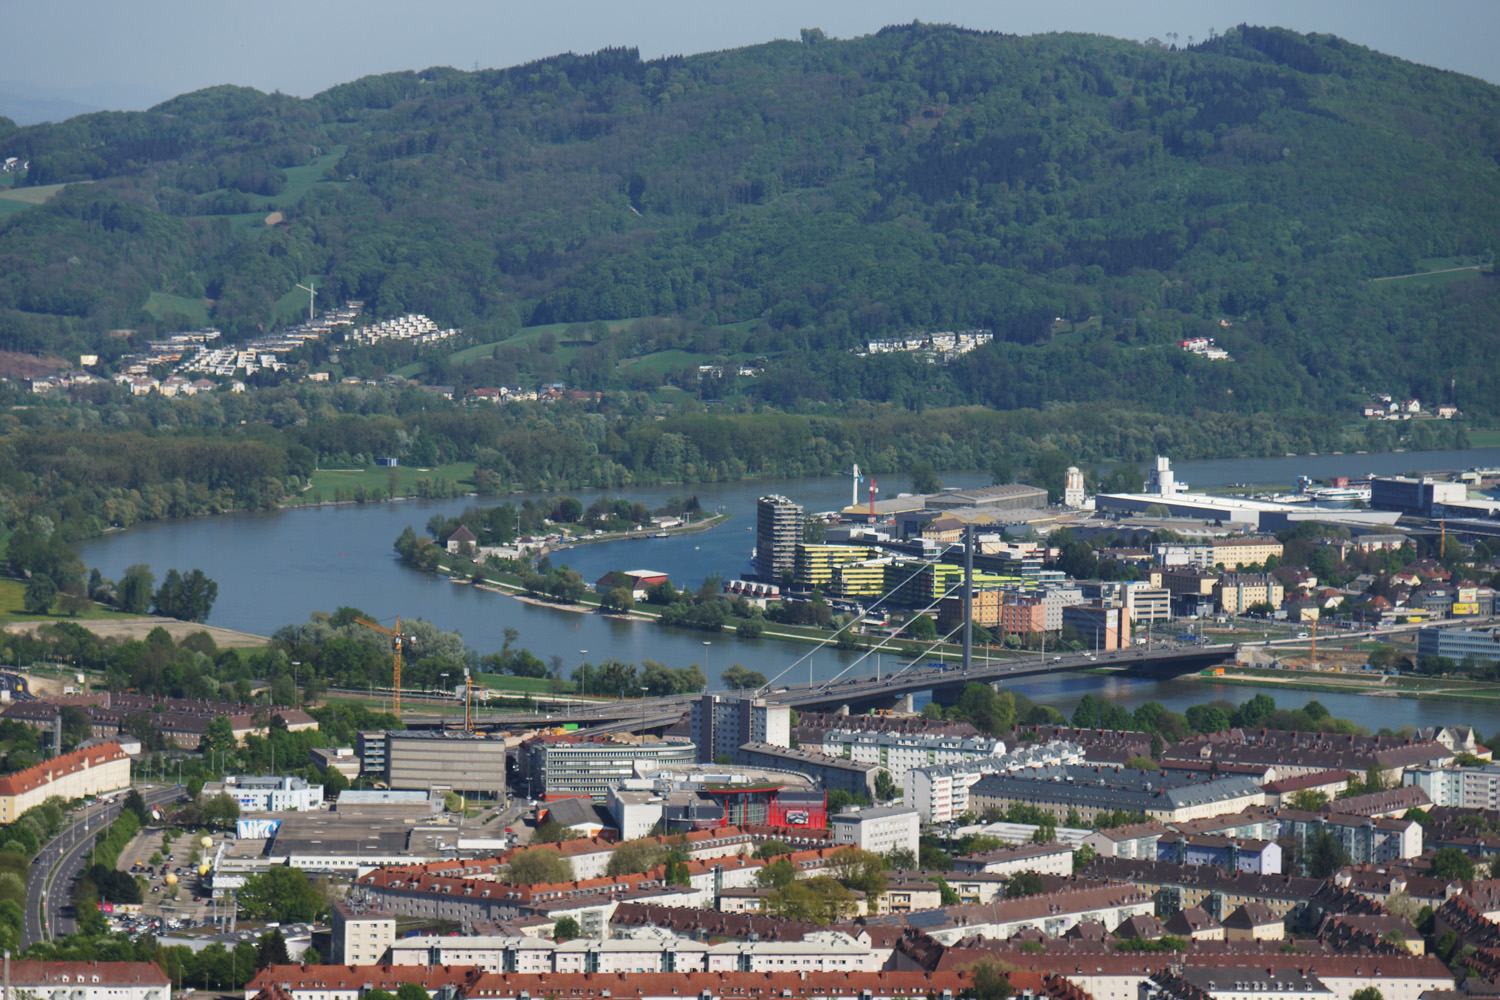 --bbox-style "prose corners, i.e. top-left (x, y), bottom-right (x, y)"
top-left (0, 742), bottom-right (126, 797)
top-left (6, 962), bottom-right (169, 987)
top-left (248, 965), bottom-right (484, 995)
